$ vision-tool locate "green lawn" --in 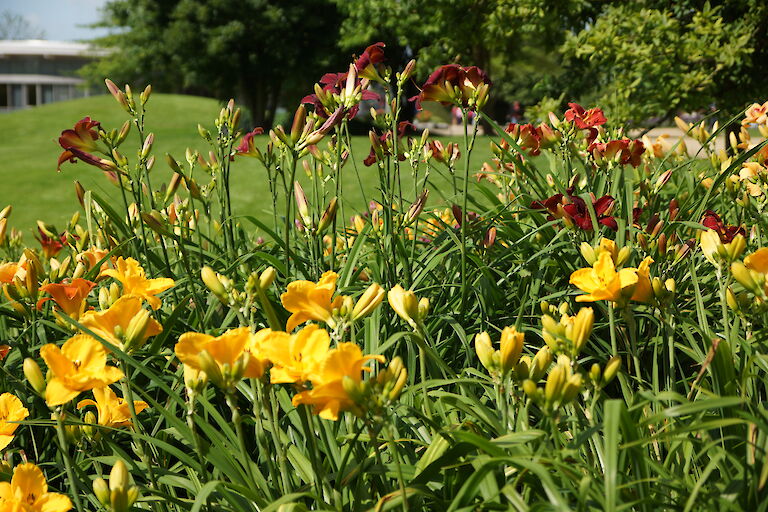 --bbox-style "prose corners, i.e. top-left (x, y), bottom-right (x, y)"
top-left (0, 94), bottom-right (494, 236)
